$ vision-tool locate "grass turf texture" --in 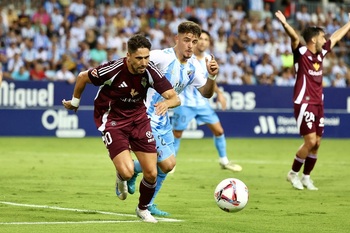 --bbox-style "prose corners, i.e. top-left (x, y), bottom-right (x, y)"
top-left (0, 137), bottom-right (349, 233)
